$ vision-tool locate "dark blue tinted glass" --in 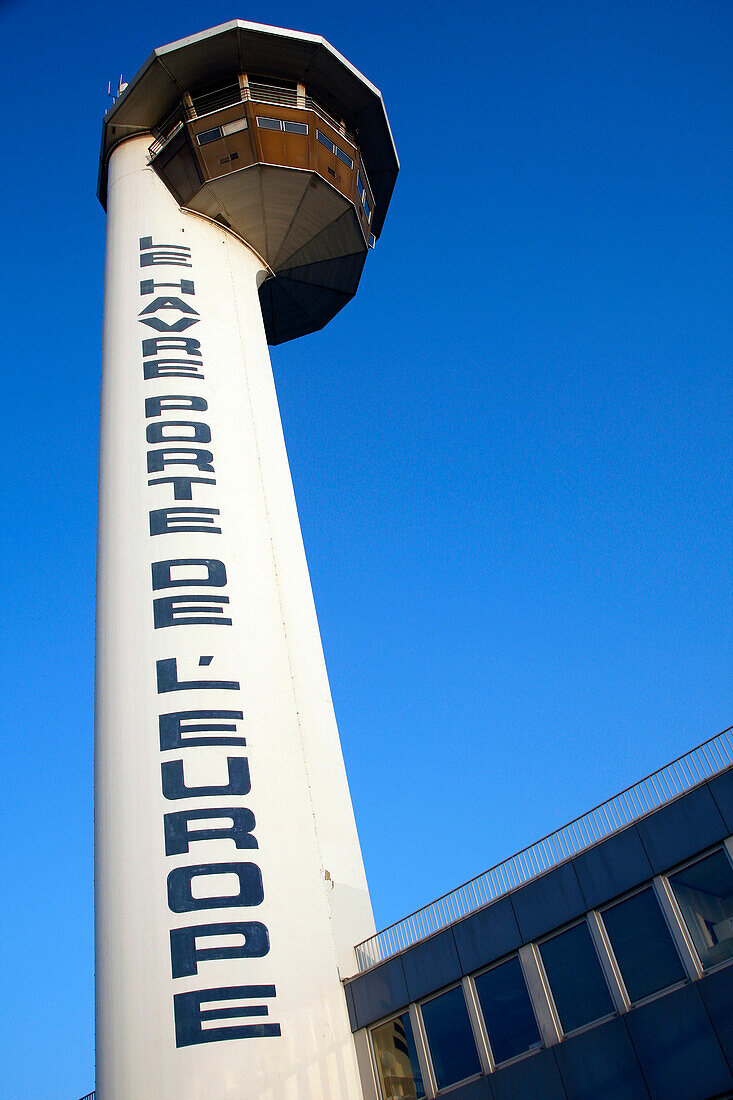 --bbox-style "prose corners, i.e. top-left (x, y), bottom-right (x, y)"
top-left (256, 116), bottom-right (281, 130)
top-left (539, 923), bottom-right (614, 1033)
top-left (284, 120), bottom-right (308, 134)
top-left (316, 129), bottom-right (334, 152)
top-left (335, 145), bottom-right (354, 168)
top-left (474, 956), bottom-right (542, 1065)
top-left (371, 1012), bottom-right (425, 1100)
top-left (420, 985), bottom-right (480, 1090)
top-left (603, 887), bottom-right (685, 1002)
top-left (669, 850), bottom-right (733, 969)
top-left (197, 127), bottom-right (222, 145)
